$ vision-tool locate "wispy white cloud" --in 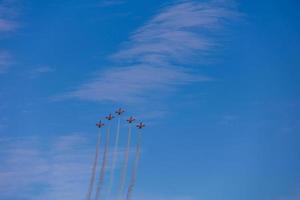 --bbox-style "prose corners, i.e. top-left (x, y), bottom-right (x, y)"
top-left (135, 194), bottom-right (196, 200)
top-left (66, 65), bottom-right (208, 103)
top-left (0, 50), bottom-right (12, 74)
top-left (62, 0), bottom-right (238, 104)
top-left (0, 18), bottom-right (17, 32)
top-left (0, 0), bottom-right (21, 74)
top-left (97, 0), bottom-right (125, 8)
top-left (0, 0), bottom-right (19, 32)
top-left (219, 114), bottom-right (239, 126)
top-left (29, 66), bottom-right (55, 78)
top-left (280, 187), bottom-right (300, 200)
top-left (0, 134), bottom-right (135, 199)
top-left (0, 135), bottom-right (91, 199)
